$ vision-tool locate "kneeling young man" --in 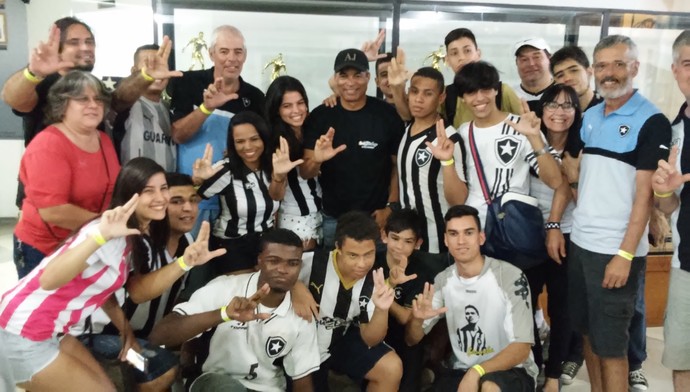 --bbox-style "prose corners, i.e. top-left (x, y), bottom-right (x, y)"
top-left (149, 229), bottom-right (320, 392)
top-left (406, 205), bottom-right (538, 392)
top-left (300, 211), bottom-right (401, 391)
